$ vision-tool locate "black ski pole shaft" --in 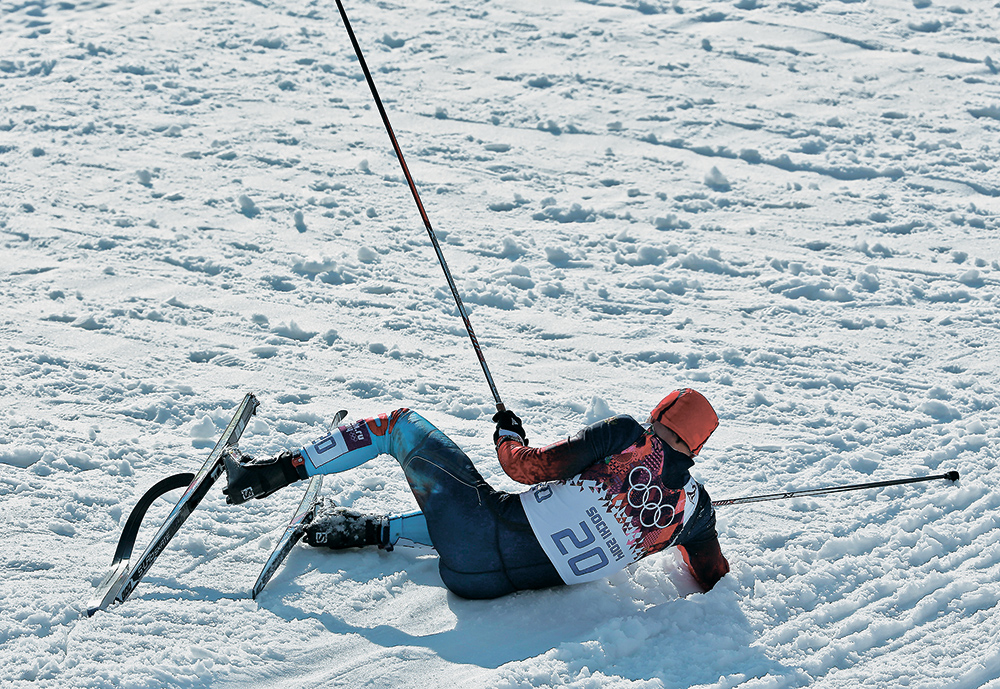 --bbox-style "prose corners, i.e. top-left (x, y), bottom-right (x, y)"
top-left (333, 0), bottom-right (506, 413)
top-left (712, 471), bottom-right (959, 507)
